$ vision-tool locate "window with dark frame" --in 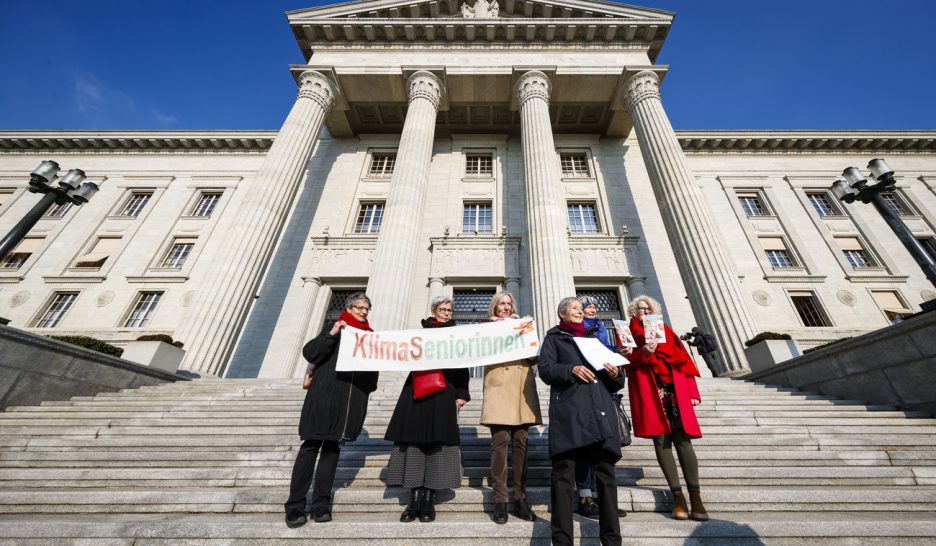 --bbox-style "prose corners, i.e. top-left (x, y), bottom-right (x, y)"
top-left (789, 292), bottom-right (831, 327)
top-left (368, 153), bottom-right (396, 177)
top-left (119, 192), bottom-right (152, 217)
top-left (465, 154), bottom-right (493, 177)
top-left (191, 192), bottom-right (222, 217)
top-left (737, 192), bottom-right (768, 217)
top-left (354, 202), bottom-right (385, 234)
top-left (0, 238), bottom-right (42, 270)
top-left (879, 191), bottom-right (914, 216)
top-left (324, 289), bottom-right (366, 323)
top-left (161, 239), bottom-right (196, 269)
top-left (559, 153), bottom-right (590, 177)
top-left (918, 237), bottom-right (936, 262)
top-left (35, 292), bottom-right (79, 328)
top-left (760, 237), bottom-right (797, 269)
top-left (124, 292), bottom-right (163, 328)
top-left (568, 202), bottom-right (600, 233)
top-left (836, 237), bottom-right (877, 269)
top-left (74, 237), bottom-right (121, 270)
top-left (463, 202), bottom-right (493, 233)
top-left (806, 192), bottom-right (841, 217)
top-left (44, 201), bottom-right (72, 218)
top-left (453, 289), bottom-right (497, 324)
top-left (576, 289), bottom-right (624, 332)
